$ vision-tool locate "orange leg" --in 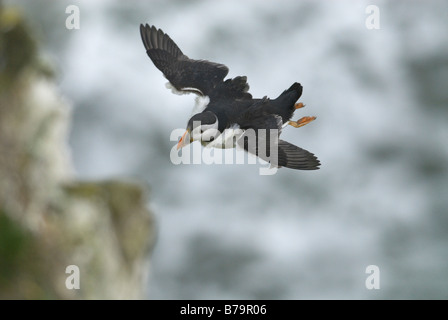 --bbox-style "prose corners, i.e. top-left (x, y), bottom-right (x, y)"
top-left (288, 116), bottom-right (316, 128)
top-left (294, 102), bottom-right (305, 109)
